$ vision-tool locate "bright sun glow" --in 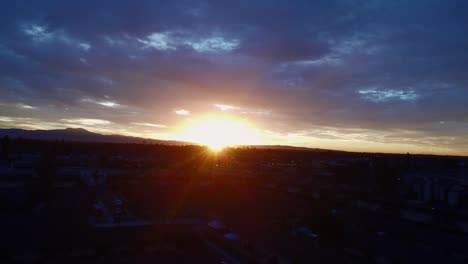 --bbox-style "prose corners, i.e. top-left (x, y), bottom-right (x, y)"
top-left (179, 118), bottom-right (261, 151)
